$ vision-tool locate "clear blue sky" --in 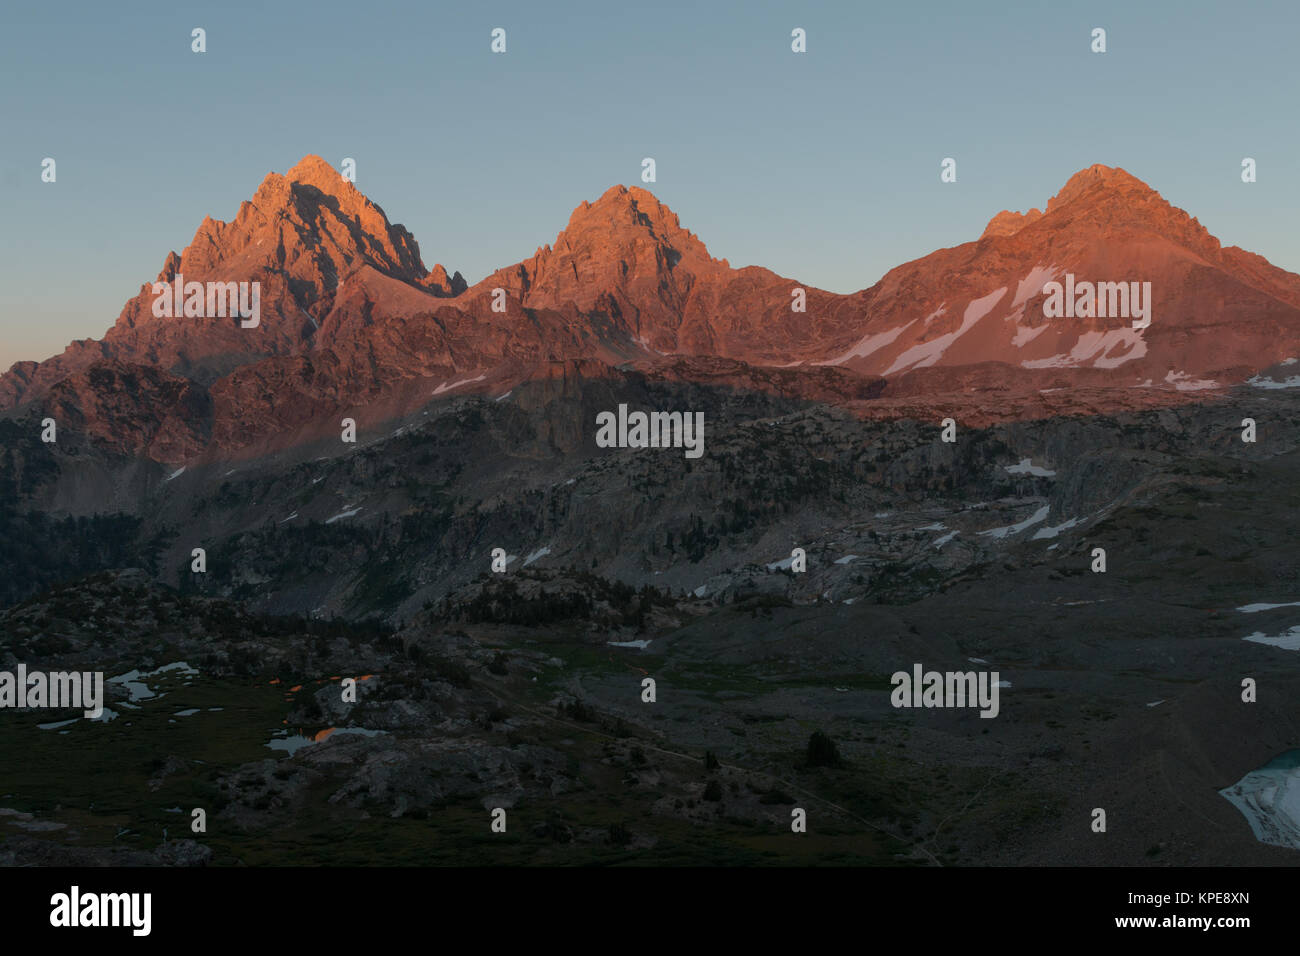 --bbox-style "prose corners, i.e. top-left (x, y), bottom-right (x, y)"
top-left (1, 0), bottom-right (1295, 368)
